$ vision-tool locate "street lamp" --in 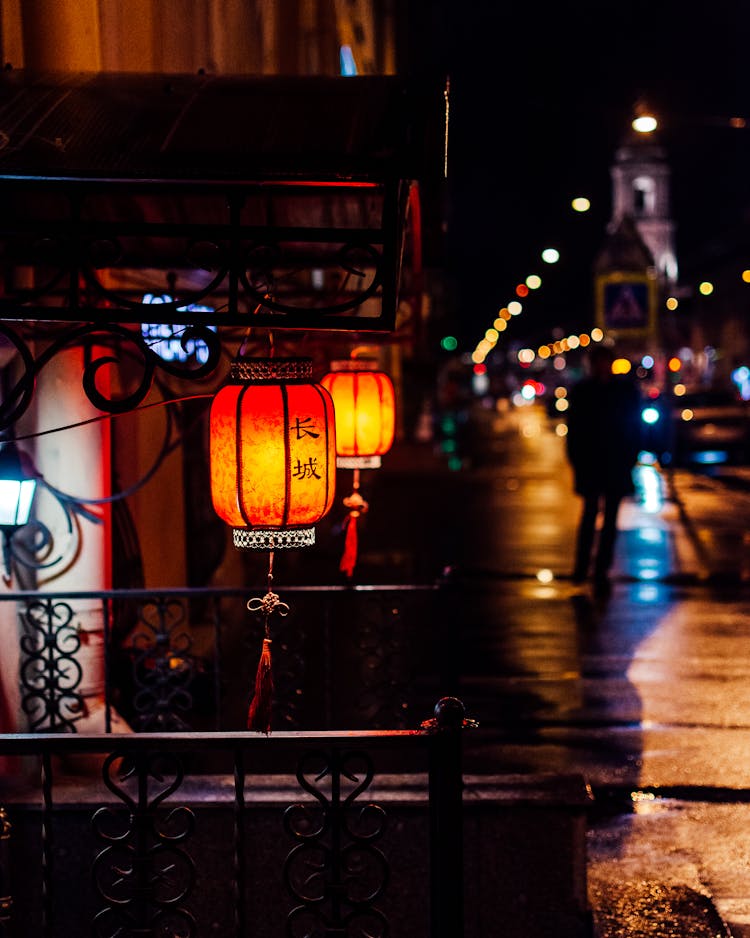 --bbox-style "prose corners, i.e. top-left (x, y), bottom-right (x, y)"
top-left (632, 101), bottom-right (658, 134)
top-left (0, 441), bottom-right (37, 578)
